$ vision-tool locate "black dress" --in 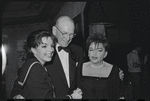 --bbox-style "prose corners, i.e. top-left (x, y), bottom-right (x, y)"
top-left (11, 58), bottom-right (55, 99)
top-left (79, 65), bottom-right (121, 99)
